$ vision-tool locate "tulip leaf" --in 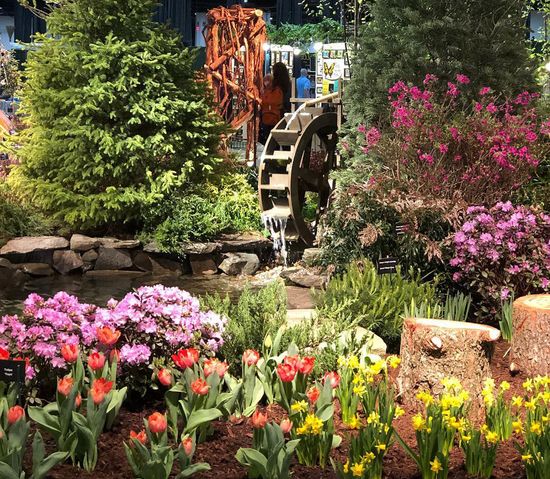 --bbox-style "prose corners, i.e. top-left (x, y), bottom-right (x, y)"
top-left (28, 407), bottom-right (61, 439)
top-left (176, 462), bottom-right (211, 478)
top-left (0, 462), bottom-right (19, 479)
top-left (235, 447), bottom-right (268, 477)
top-left (32, 451), bottom-right (68, 479)
top-left (183, 408), bottom-right (222, 435)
